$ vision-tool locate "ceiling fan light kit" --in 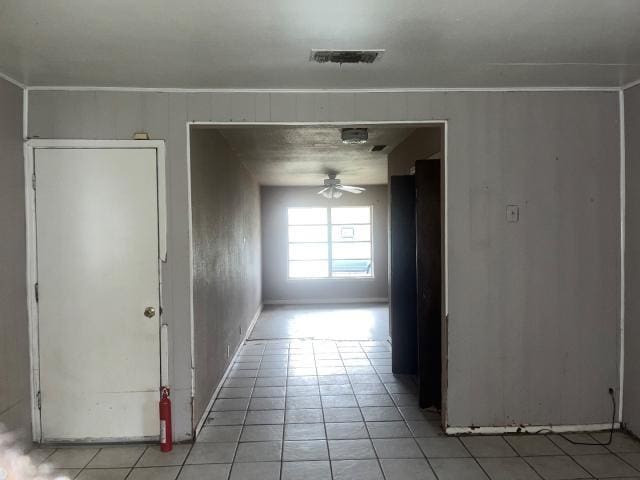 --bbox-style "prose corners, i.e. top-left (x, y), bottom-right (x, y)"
top-left (320, 187), bottom-right (343, 199)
